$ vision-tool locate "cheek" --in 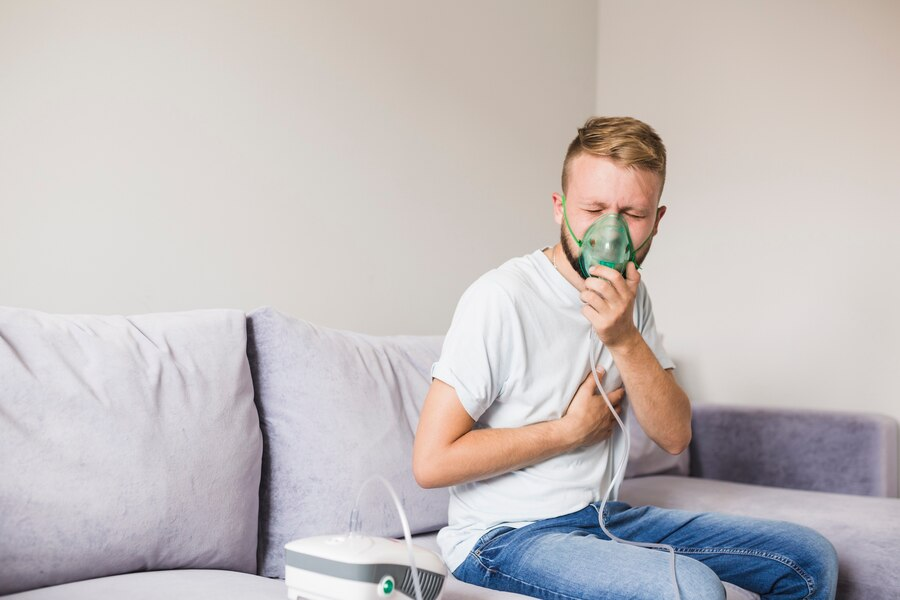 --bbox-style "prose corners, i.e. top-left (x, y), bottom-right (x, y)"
top-left (630, 221), bottom-right (653, 243)
top-left (578, 214), bottom-right (601, 236)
